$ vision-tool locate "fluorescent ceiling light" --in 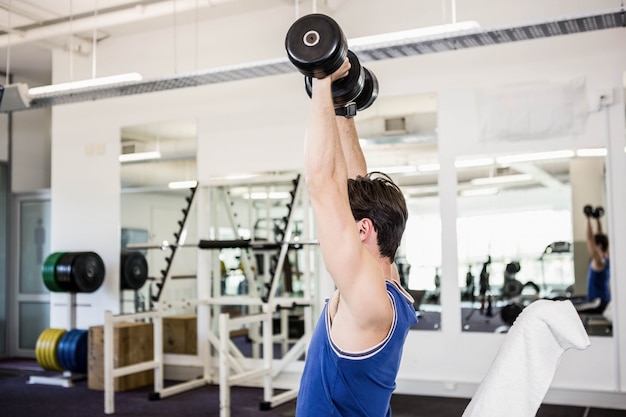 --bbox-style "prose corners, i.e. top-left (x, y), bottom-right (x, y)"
top-left (471, 174), bottom-right (532, 186)
top-left (576, 148), bottom-right (607, 157)
top-left (29, 72), bottom-right (143, 96)
top-left (496, 150), bottom-right (575, 164)
top-left (460, 187), bottom-right (499, 197)
top-left (371, 165), bottom-right (417, 174)
top-left (349, 21), bottom-right (480, 48)
top-left (168, 180), bottom-right (198, 189)
top-left (119, 150), bottom-right (162, 163)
